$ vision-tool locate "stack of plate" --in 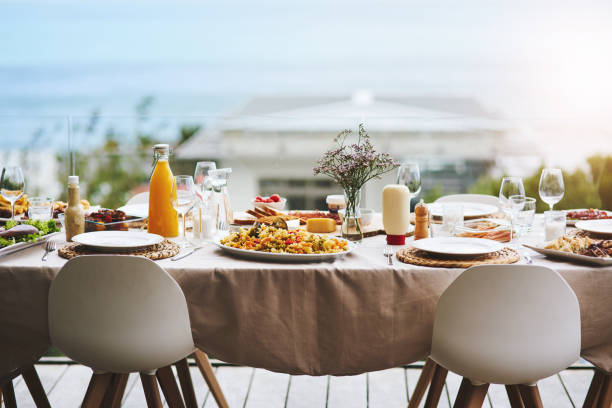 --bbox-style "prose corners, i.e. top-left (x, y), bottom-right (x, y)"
top-left (575, 219), bottom-right (612, 238)
top-left (411, 237), bottom-right (504, 257)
